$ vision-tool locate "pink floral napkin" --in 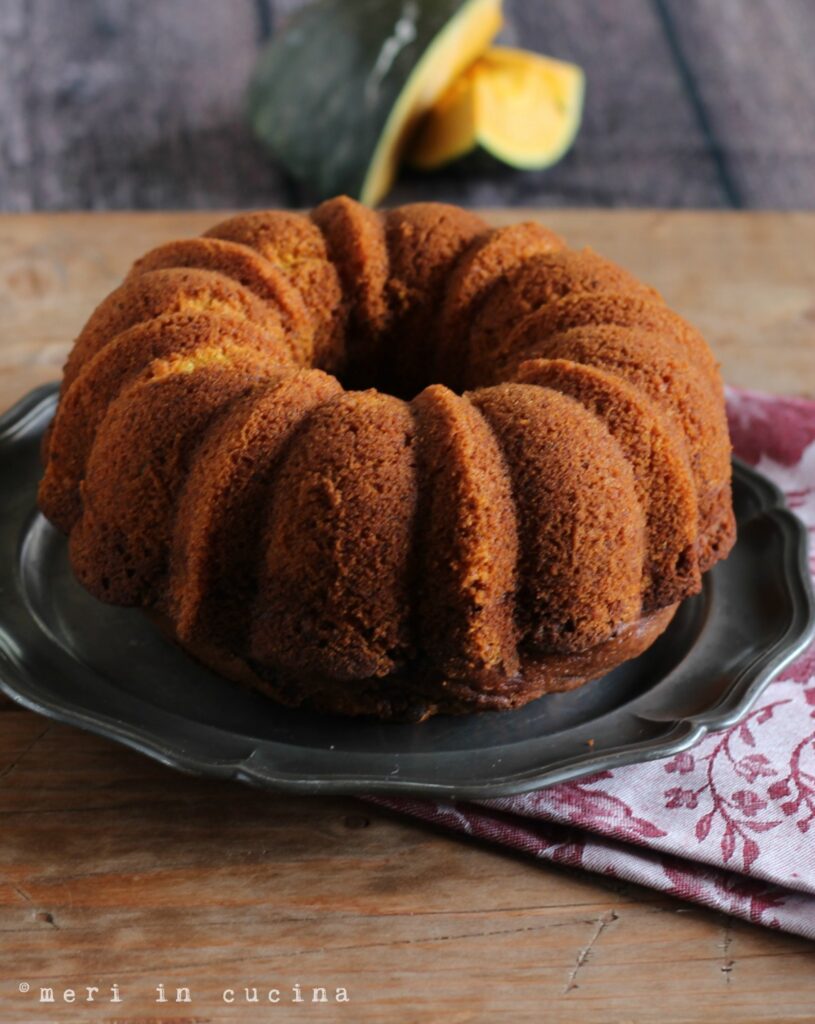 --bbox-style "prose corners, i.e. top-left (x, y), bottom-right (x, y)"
top-left (371, 388), bottom-right (815, 937)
